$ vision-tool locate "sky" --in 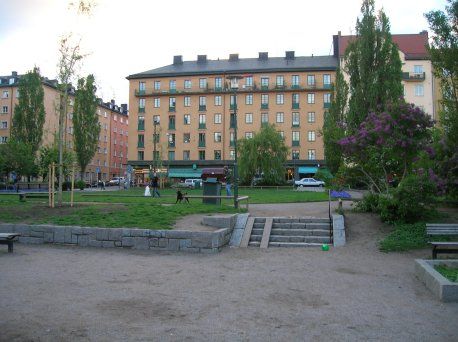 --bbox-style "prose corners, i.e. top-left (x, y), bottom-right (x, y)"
top-left (0, 0), bottom-right (448, 106)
